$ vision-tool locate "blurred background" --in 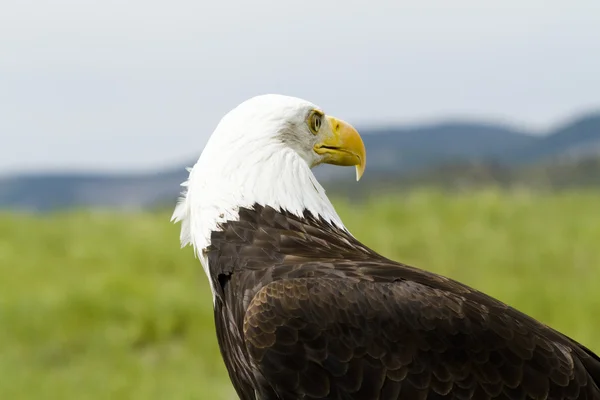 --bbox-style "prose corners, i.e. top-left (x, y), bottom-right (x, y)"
top-left (1, 1), bottom-right (599, 399)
